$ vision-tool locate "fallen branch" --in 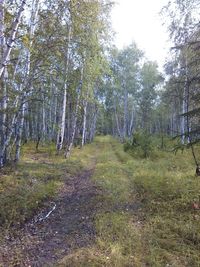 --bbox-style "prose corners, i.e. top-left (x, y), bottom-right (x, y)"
top-left (37, 202), bottom-right (56, 222)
